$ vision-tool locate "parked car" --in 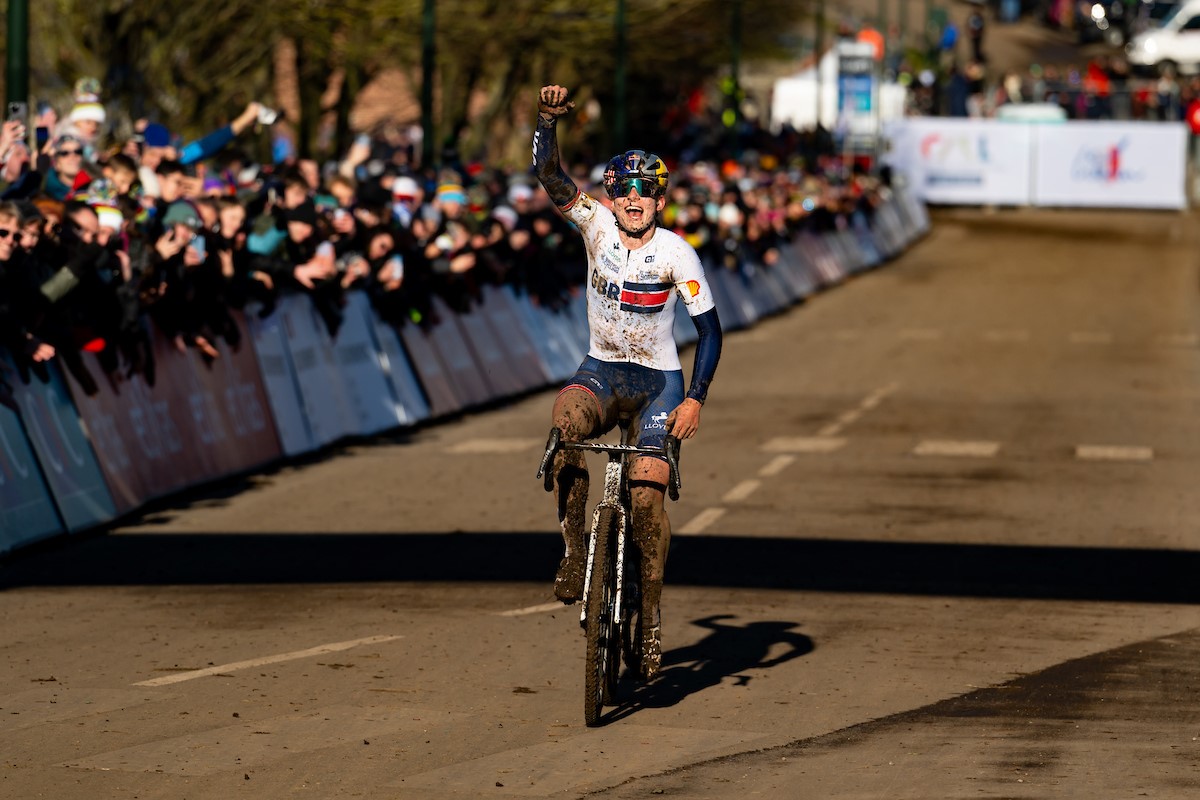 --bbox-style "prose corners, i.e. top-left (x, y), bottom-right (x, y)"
top-left (1126, 0), bottom-right (1200, 74)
